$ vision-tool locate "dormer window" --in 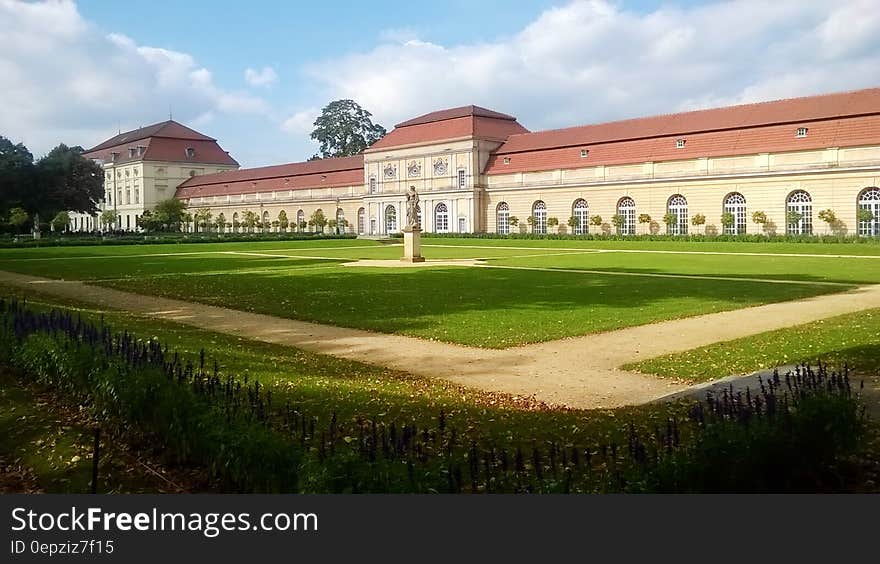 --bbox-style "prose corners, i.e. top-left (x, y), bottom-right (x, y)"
top-left (111, 151), bottom-right (120, 162)
top-left (580, 149), bottom-right (589, 158)
top-left (676, 139), bottom-right (686, 149)
top-left (503, 157), bottom-right (511, 165)
top-left (185, 147), bottom-right (196, 158)
top-left (128, 147), bottom-right (136, 157)
top-left (137, 145), bottom-right (146, 156)
top-left (796, 127), bottom-right (808, 138)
